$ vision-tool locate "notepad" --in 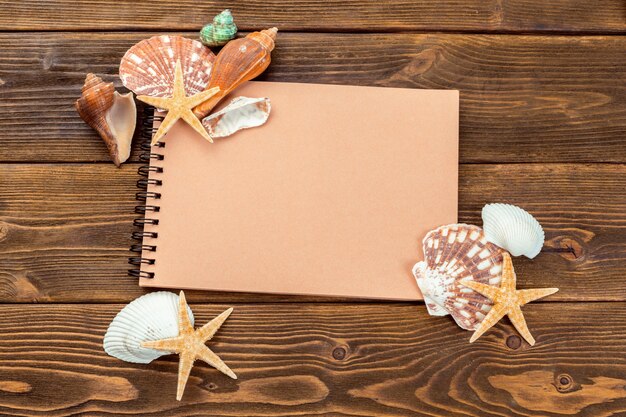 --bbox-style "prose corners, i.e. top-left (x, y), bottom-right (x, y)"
top-left (133, 82), bottom-right (459, 300)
